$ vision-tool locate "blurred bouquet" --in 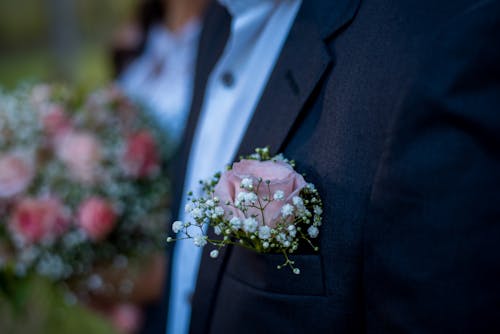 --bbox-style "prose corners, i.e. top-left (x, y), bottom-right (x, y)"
top-left (0, 83), bottom-right (169, 319)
